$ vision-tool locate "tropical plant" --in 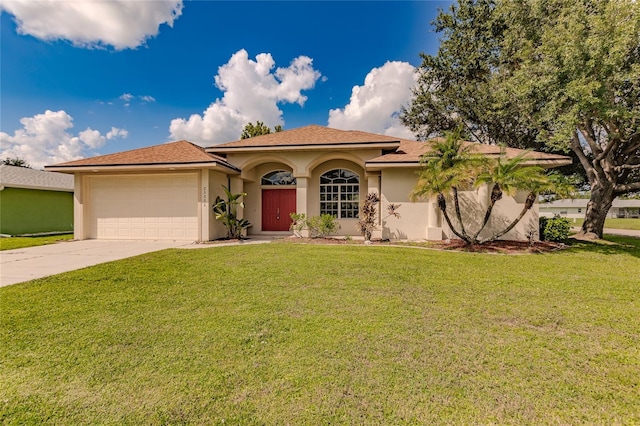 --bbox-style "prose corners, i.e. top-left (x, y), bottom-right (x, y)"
top-left (412, 131), bottom-right (572, 245)
top-left (410, 130), bottom-right (485, 244)
top-left (212, 185), bottom-right (250, 239)
top-left (289, 213), bottom-right (307, 238)
top-left (402, 0), bottom-right (640, 239)
top-left (289, 213), bottom-right (339, 238)
top-left (356, 192), bottom-right (401, 241)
